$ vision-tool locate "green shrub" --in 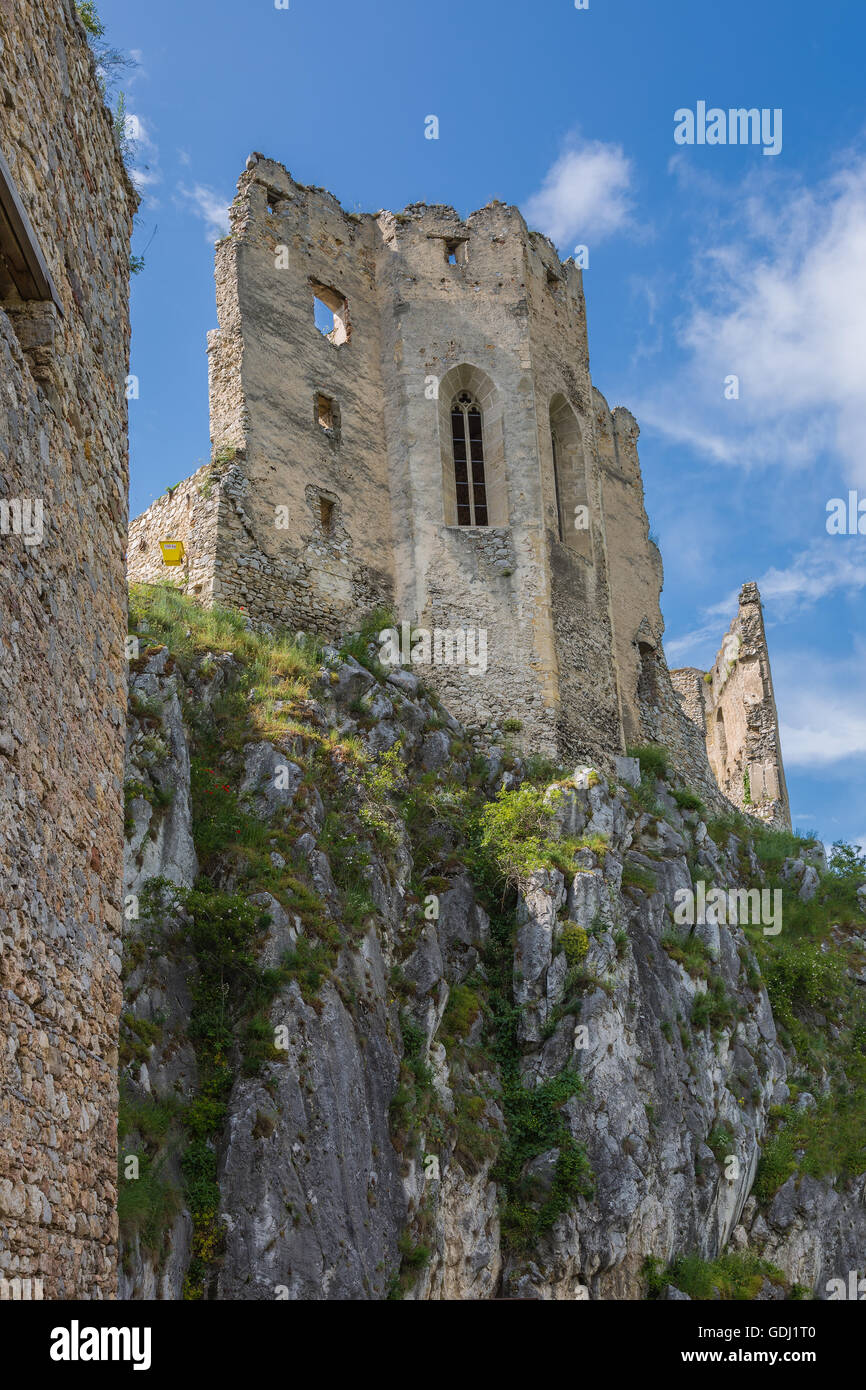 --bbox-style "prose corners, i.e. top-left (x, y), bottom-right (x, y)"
top-left (662, 931), bottom-right (716, 979)
top-left (691, 978), bottom-right (737, 1031)
top-left (477, 783), bottom-right (569, 889)
top-left (654, 1251), bottom-right (786, 1301)
top-left (762, 942), bottom-right (843, 1030)
top-left (76, 1), bottom-right (105, 37)
top-left (559, 923), bottom-right (589, 967)
top-left (627, 744), bottom-right (669, 782)
top-left (440, 984), bottom-right (482, 1044)
top-left (622, 862), bottom-right (658, 895)
top-left (671, 787), bottom-right (705, 814)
